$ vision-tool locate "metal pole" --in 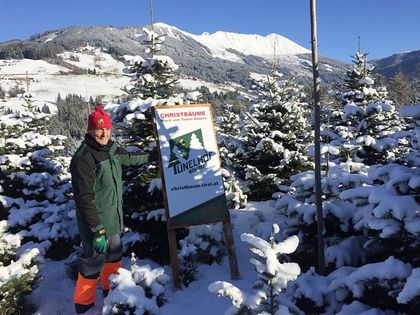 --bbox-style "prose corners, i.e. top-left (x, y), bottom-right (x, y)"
top-left (309, 0), bottom-right (325, 275)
